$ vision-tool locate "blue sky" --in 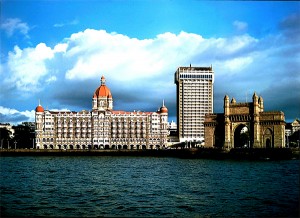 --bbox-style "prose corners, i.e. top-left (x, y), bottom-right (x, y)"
top-left (1, 0), bottom-right (299, 124)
